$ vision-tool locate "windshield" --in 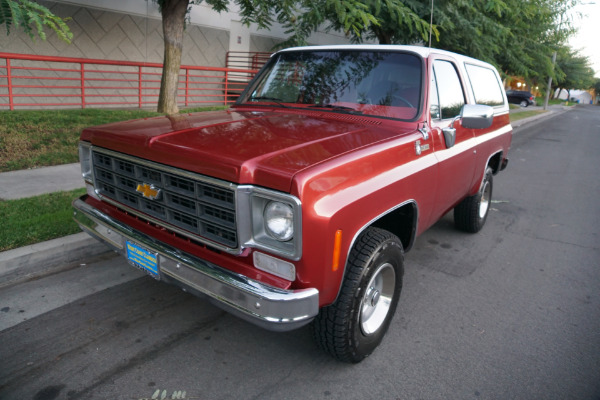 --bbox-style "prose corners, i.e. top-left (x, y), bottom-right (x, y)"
top-left (238, 50), bottom-right (423, 120)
